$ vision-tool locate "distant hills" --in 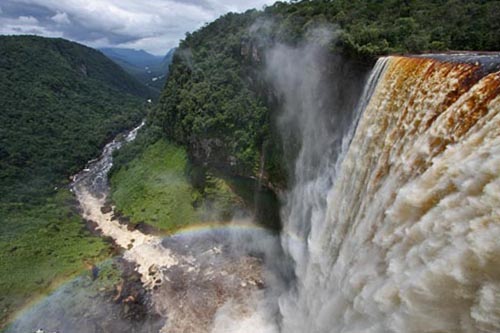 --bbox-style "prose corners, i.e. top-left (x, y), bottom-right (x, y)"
top-left (99, 48), bottom-right (164, 68)
top-left (100, 47), bottom-right (175, 94)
